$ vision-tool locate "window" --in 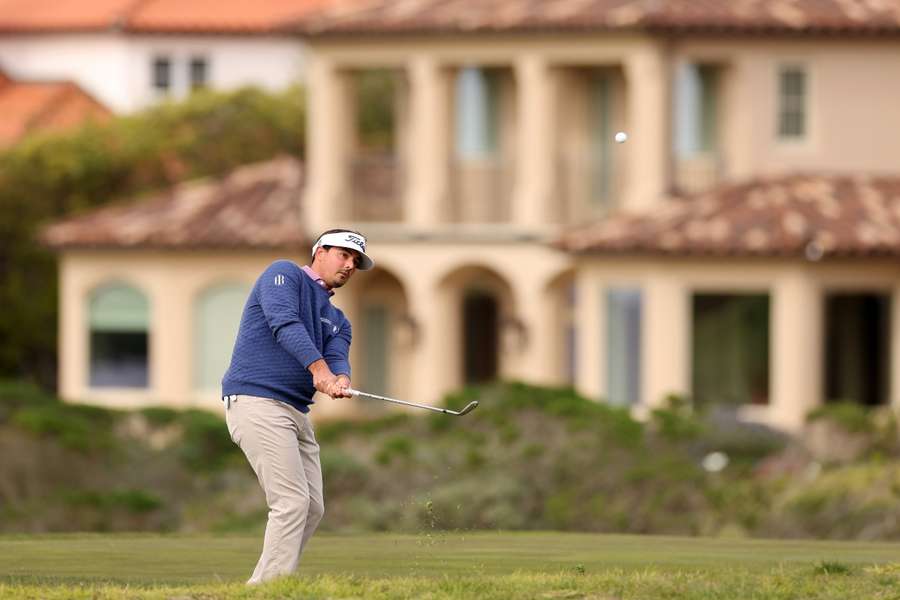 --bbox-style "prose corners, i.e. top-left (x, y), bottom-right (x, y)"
top-left (89, 283), bottom-right (149, 388)
top-left (361, 304), bottom-right (390, 396)
top-left (778, 66), bottom-right (806, 140)
top-left (698, 66), bottom-right (719, 152)
top-left (588, 74), bottom-right (613, 204)
top-left (189, 56), bottom-right (208, 90)
top-left (194, 283), bottom-right (249, 390)
top-left (606, 288), bottom-right (642, 406)
top-left (455, 67), bottom-right (500, 159)
top-left (825, 293), bottom-right (890, 406)
top-left (355, 69), bottom-right (397, 151)
top-left (692, 294), bottom-right (770, 407)
top-left (674, 63), bottom-right (719, 156)
top-left (152, 56), bottom-right (171, 92)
